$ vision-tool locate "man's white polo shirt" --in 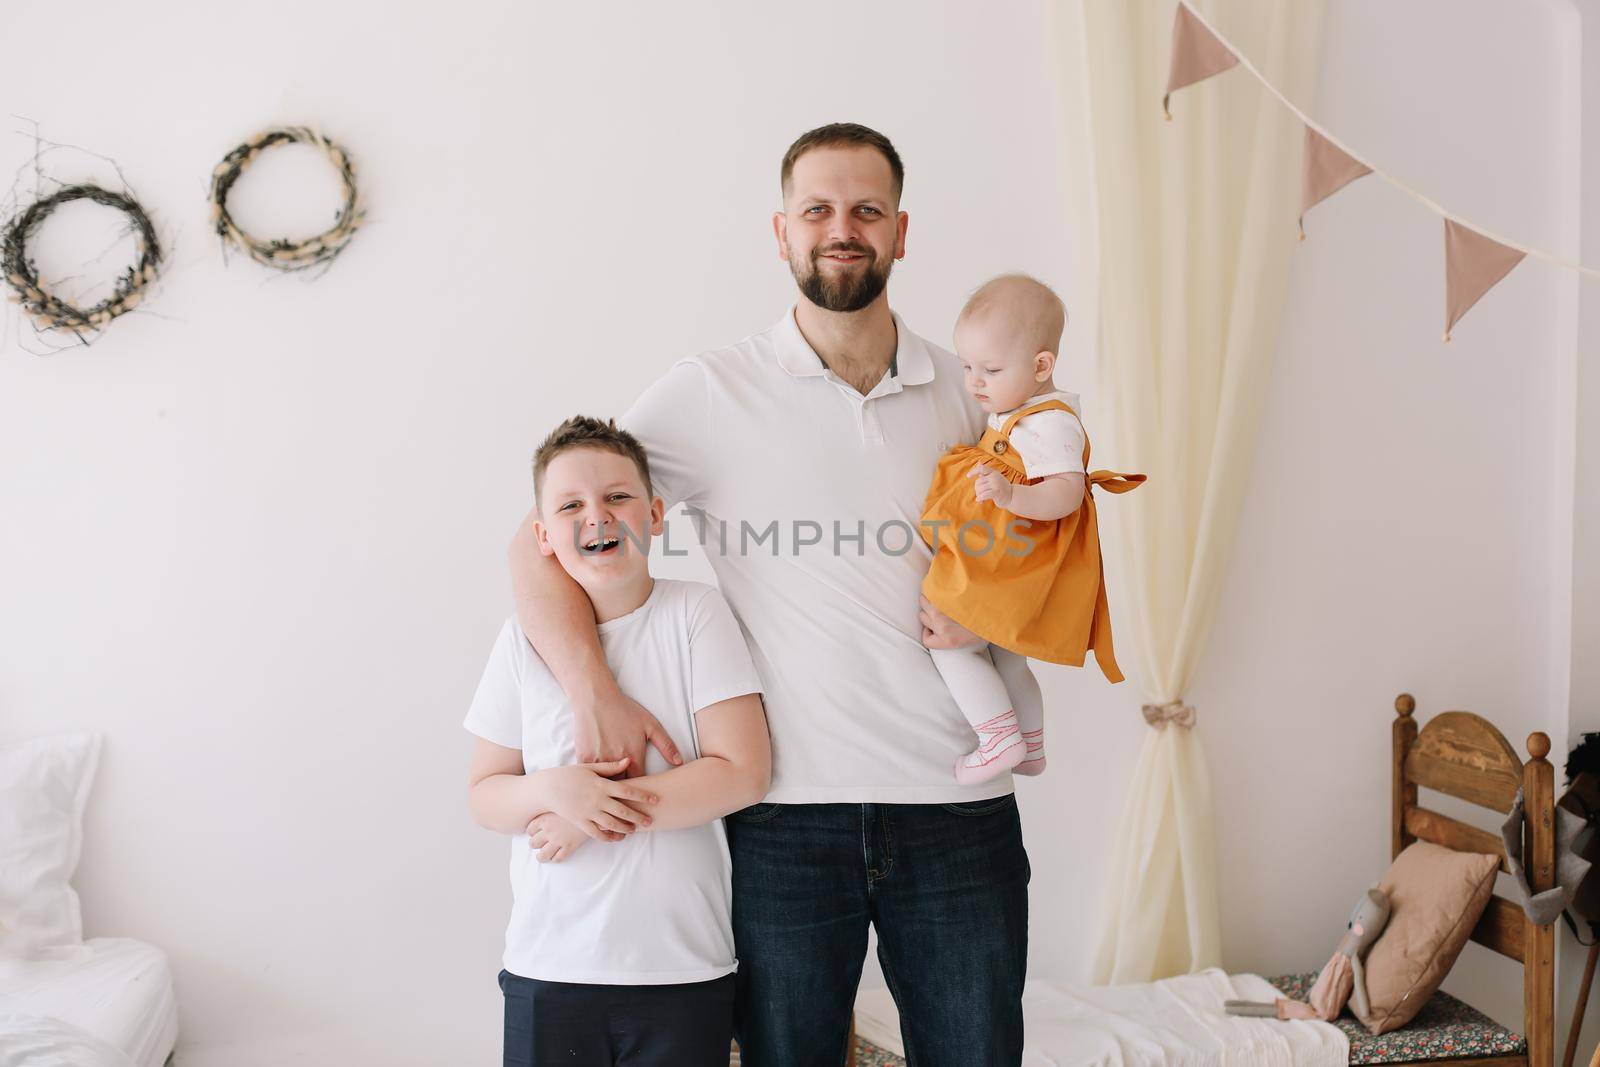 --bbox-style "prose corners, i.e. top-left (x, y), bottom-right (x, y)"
top-left (621, 304), bottom-right (1032, 804)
